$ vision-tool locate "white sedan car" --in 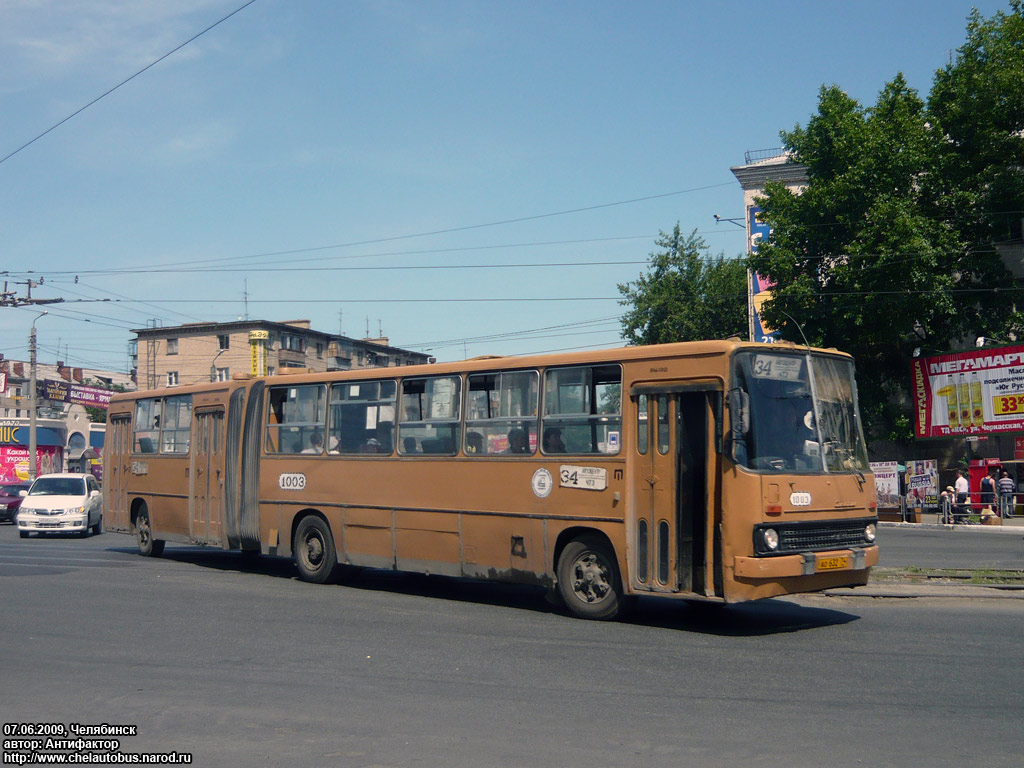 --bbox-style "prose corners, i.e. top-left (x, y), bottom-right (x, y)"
top-left (17, 473), bottom-right (103, 538)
